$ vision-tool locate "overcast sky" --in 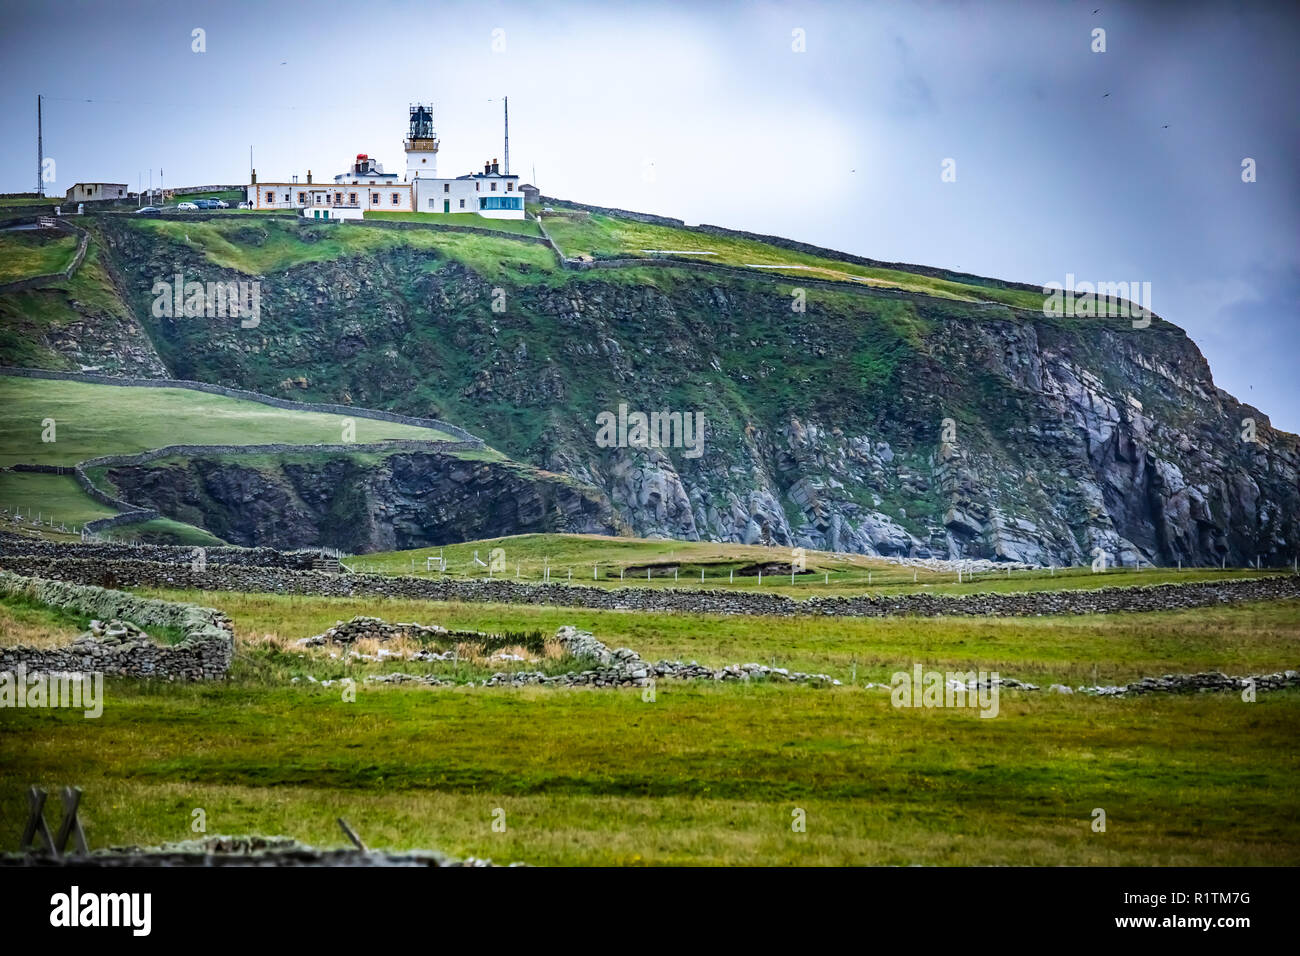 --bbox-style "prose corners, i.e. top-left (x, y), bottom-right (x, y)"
top-left (2, 0), bottom-right (1296, 430)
